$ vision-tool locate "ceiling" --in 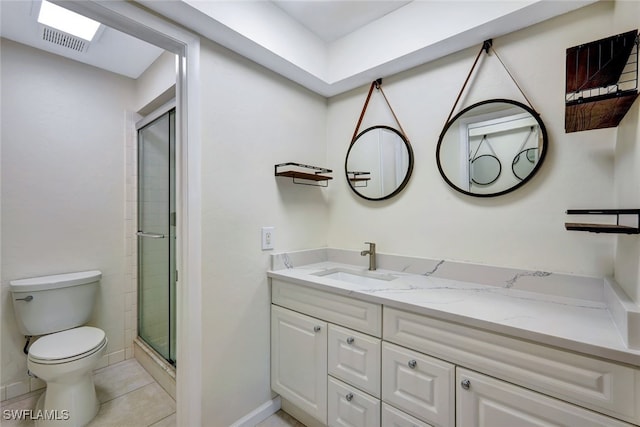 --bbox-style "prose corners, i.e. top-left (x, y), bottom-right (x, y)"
top-left (141, 0), bottom-right (597, 96)
top-left (271, 1), bottom-right (411, 42)
top-left (1, 1), bottom-right (597, 95)
top-left (0, 0), bottom-right (164, 79)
